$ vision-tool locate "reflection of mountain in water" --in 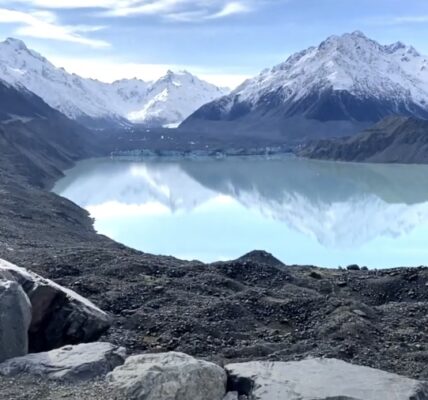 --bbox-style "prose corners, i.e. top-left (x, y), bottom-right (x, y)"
top-left (55, 159), bottom-right (216, 212)
top-left (181, 158), bottom-right (428, 247)
top-left (181, 158), bottom-right (428, 206)
top-left (55, 157), bottom-right (428, 248)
